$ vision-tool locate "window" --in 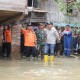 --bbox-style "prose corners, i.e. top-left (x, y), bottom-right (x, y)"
top-left (28, 0), bottom-right (39, 8)
top-left (28, 0), bottom-right (32, 7)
